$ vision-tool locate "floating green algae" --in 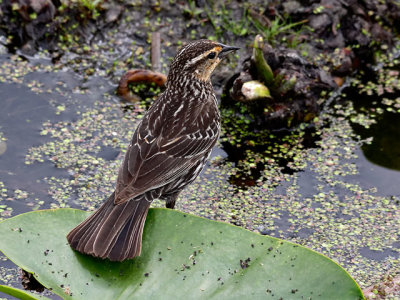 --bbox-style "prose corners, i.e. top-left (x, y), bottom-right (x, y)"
top-left (21, 83), bottom-right (400, 291)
